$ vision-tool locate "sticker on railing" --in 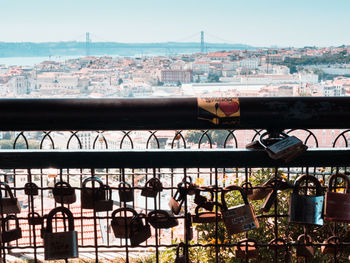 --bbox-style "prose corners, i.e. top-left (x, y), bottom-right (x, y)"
top-left (197, 97), bottom-right (240, 125)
